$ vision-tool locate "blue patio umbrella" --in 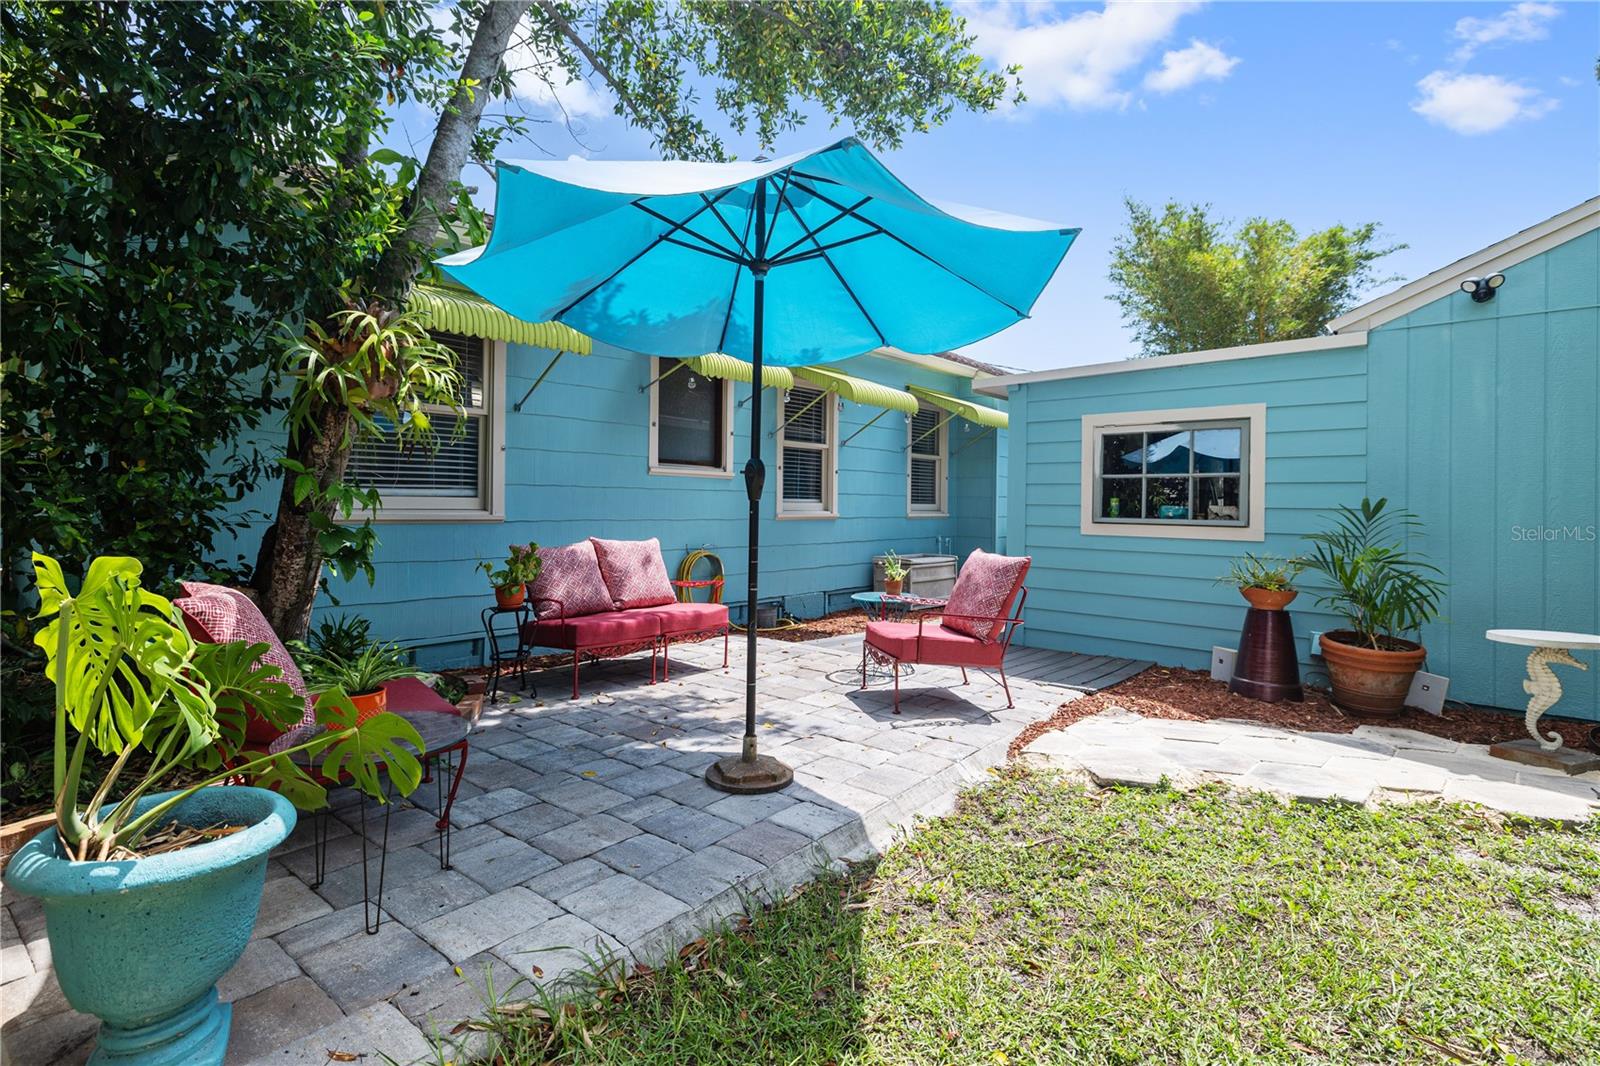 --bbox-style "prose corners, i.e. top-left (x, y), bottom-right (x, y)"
top-left (439, 136), bottom-right (1076, 792)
